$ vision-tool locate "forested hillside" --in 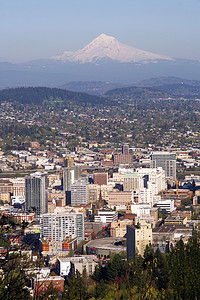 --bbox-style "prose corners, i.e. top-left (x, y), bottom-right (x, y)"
top-left (0, 87), bottom-right (109, 106)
